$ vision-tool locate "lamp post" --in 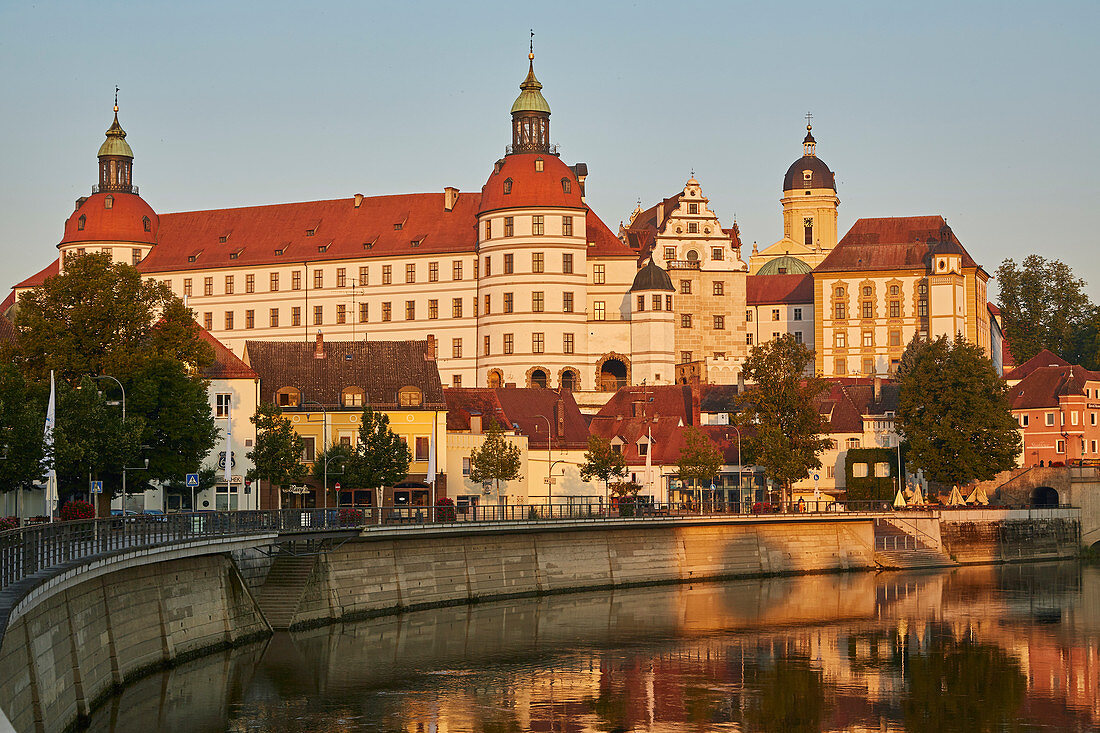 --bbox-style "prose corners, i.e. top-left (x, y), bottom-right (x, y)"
top-left (731, 424), bottom-right (744, 513)
top-left (534, 414), bottom-right (554, 508)
top-left (302, 400), bottom-right (329, 510)
top-left (122, 457), bottom-right (149, 513)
